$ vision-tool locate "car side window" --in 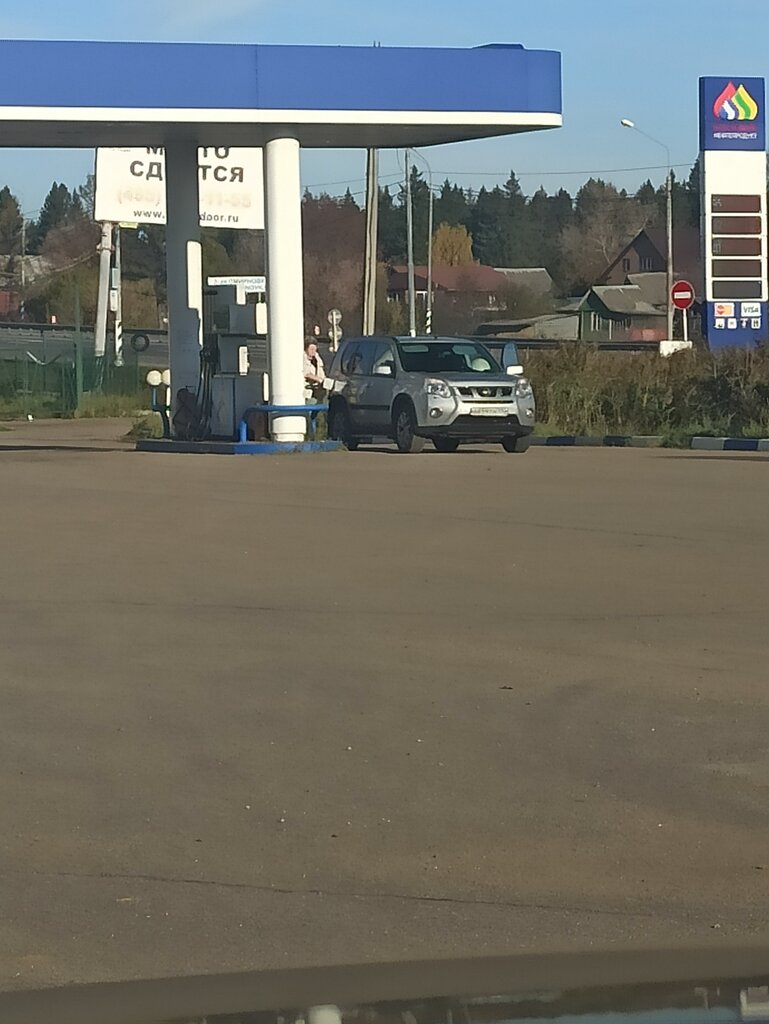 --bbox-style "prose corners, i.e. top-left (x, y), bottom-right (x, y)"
top-left (356, 340), bottom-right (377, 376)
top-left (340, 343), bottom-right (361, 376)
top-left (371, 342), bottom-right (396, 378)
top-left (502, 342), bottom-right (520, 368)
